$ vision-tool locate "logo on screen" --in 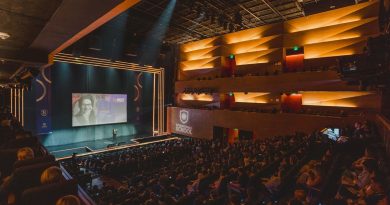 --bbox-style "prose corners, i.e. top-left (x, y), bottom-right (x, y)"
top-left (179, 110), bottom-right (189, 124)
